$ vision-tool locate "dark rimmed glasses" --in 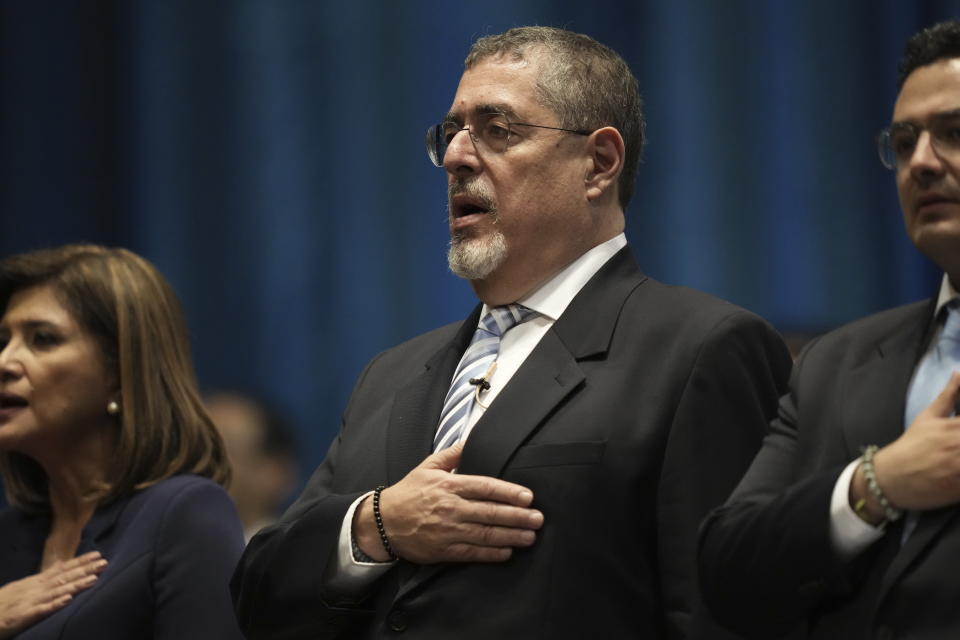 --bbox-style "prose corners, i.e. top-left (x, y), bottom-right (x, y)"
top-left (425, 112), bottom-right (592, 167)
top-left (877, 108), bottom-right (960, 170)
